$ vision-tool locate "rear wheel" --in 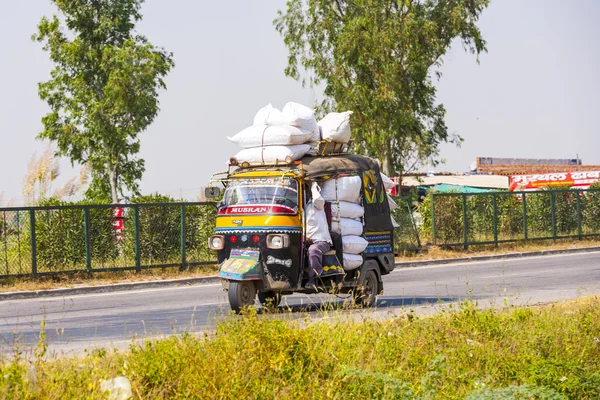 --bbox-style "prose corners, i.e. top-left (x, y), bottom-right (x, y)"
top-left (228, 281), bottom-right (257, 313)
top-left (353, 269), bottom-right (378, 307)
top-left (258, 291), bottom-right (282, 309)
